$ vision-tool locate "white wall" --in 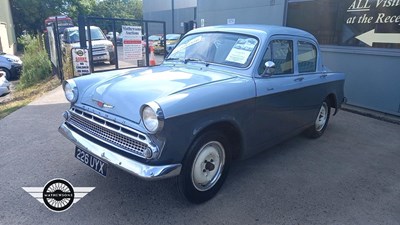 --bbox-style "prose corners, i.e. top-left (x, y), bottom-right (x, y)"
top-left (0, 23), bottom-right (12, 54)
top-left (0, 0), bottom-right (16, 54)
